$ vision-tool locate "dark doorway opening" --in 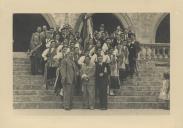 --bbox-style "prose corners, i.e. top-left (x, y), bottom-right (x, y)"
top-left (91, 13), bottom-right (124, 34)
top-left (155, 14), bottom-right (170, 43)
top-left (13, 14), bottom-right (50, 52)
